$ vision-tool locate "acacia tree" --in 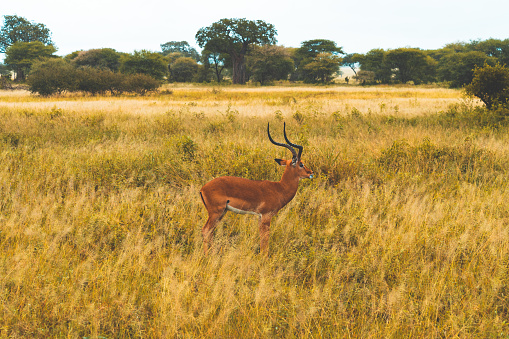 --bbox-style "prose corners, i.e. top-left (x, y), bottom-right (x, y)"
top-left (385, 48), bottom-right (436, 84)
top-left (70, 48), bottom-right (123, 71)
top-left (160, 41), bottom-right (200, 61)
top-left (0, 15), bottom-right (53, 53)
top-left (246, 45), bottom-right (294, 85)
top-left (119, 50), bottom-right (168, 80)
top-left (342, 53), bottom-right (360, 76)
top-left (303, 53), bottom-right (342, 83)
top-left (170, 57), bottom-right (199, 82)
top-left (293, 39), bottom-right (343, 82)
top-left (196, 18), bottom-right (277, 84)
top-left (201, 48), bottom-right (229, 82)
top-left (356, 49), bottom-right (392, 83)
top-left (5, 41), bottom-right (56, 80)
top-left (438, 51), bottom-right (494, 87)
